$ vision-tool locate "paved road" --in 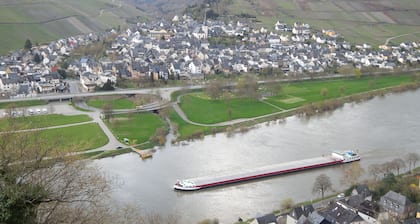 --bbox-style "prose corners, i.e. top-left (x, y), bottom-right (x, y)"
top-left (0, 86), bottom-right (190, 103)
top-left (2, 102), bottom-right (126, 152)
